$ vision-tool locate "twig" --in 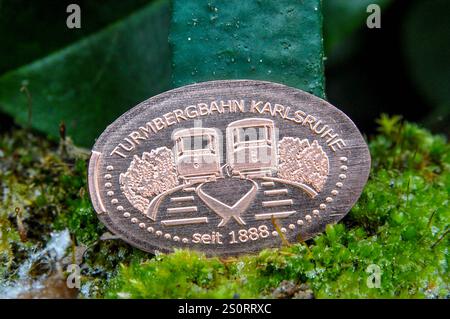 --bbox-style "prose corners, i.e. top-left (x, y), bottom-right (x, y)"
top-left (20, 84), bottom-right (32, 128)
top-left (404, 176), bottom-right (411, 210)
top-left (271, 216), bottom-right (291, 247)
top-left (427, 209), bottom-right (437, 228)
top-left (431, 228), bottom-right (449, 249)
top-left (59, 121), bottom-right (68, 158)
top-left (296, 232), bottom-right (312, 255)
top-left (15, 207), bottom-right (27, 242)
